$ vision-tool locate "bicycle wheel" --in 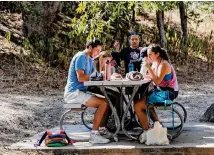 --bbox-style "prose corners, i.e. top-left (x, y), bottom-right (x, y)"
top-left (157, 108), bottom-right (184, 139)
top-left (173, 102), bottom-right (187, 123)
top-left (81, 107), bottom-right (97, 130)
top-left (106, 112), bottom-right (132, 132)
top-left (60, 109), bottom-right (82, 130)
